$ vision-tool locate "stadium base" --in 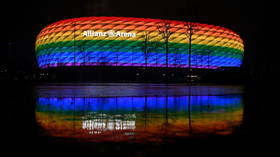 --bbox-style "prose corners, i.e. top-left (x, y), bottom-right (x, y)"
top-left (37, 66), bottom-right (244, 83)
